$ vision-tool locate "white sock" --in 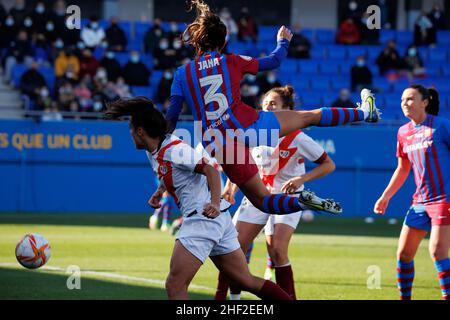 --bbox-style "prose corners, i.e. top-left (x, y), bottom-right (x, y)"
top-left (363, 109), bottom-right (369, 119)
top-left (229, 293), bottom-right (241, 300)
